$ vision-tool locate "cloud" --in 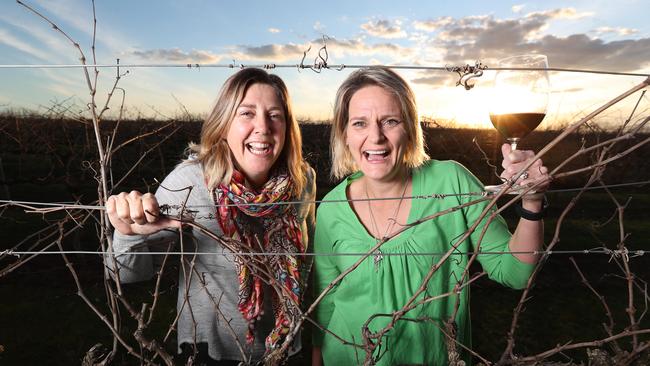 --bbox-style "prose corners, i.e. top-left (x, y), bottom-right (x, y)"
top-left (512, 4), bottom-right (525, 13)
top-left (314, 21), bottom-right (325, 34)
top-left (455, 15), bottom-right (491, 27)
top-left (268, 28), bottom-right (281, 34)
top-left (438, 16), bottom-right (543, 46)
top-left (0, 28), bottom-right (52, 61)
top-left (431, 8), bottom-right (593, 44)
top-left (412, 17), bottom-right (453, 32)
top-left (0, 12), bottom-right (74, 62)
top-left (532, 34), bottom-right (650, 71)
top-left (231, 43), bottom-right (307, 61)
top-left (420, 10), bottom-right (650, 72)
top-left (31, 0), bottom-right (141, 58)
top-left (410, 72), bottom-right (455, 87)
top-left (453, 31), bottom-right (650, 72)
top-left (593, 26), bottom-right (638, 36)
top-left (229, 37), bottom-right (416, 63)
top-left (524, 7), bottom-right (594, 20)
top-left (361, 19), bottom-right (407, 39)
top-left (130, 48), bottom-right (222, 63)
top-left (323, 38), bottom-right (415, 58)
